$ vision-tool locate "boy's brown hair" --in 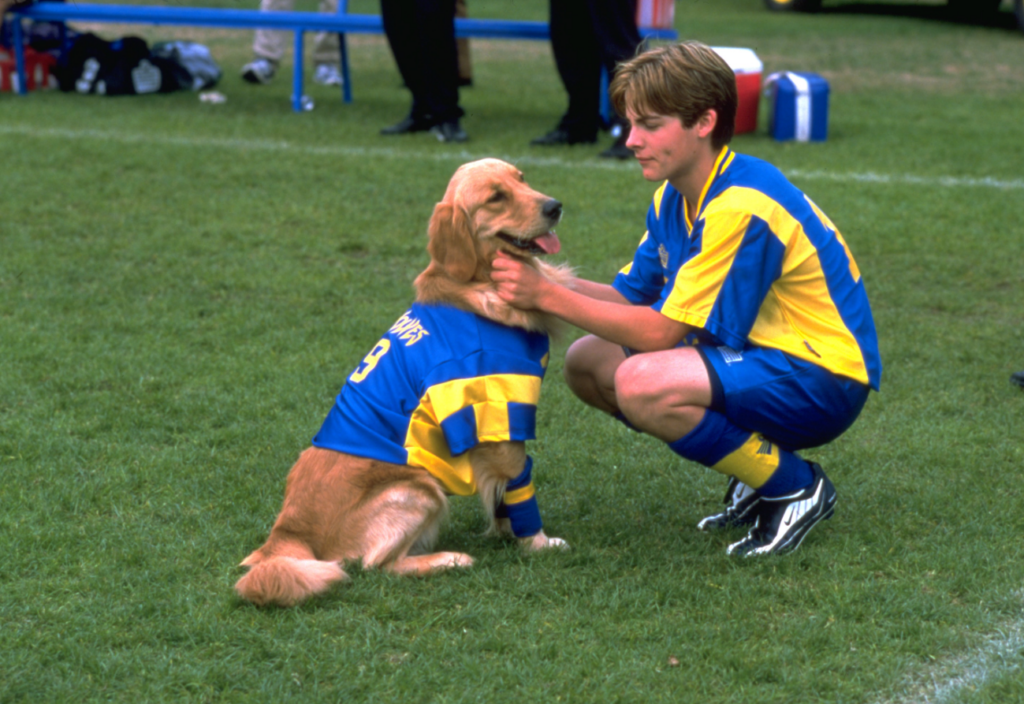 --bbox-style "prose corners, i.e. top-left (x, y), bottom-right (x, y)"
top-left (610, 41), bottom-right (737, 150)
